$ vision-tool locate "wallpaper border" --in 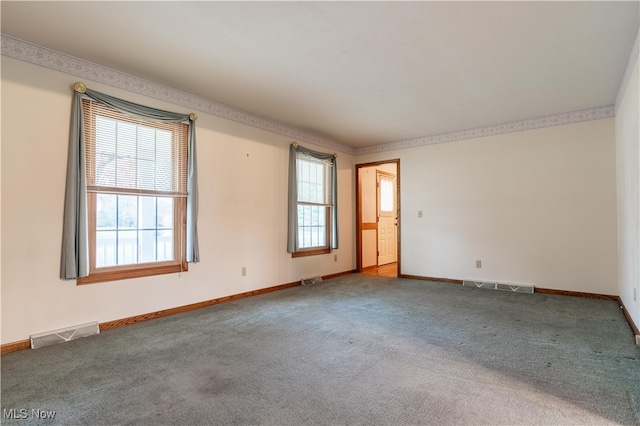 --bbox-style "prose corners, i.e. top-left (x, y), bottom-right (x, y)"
top-left (2, 34), bottom-right (616, 157)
